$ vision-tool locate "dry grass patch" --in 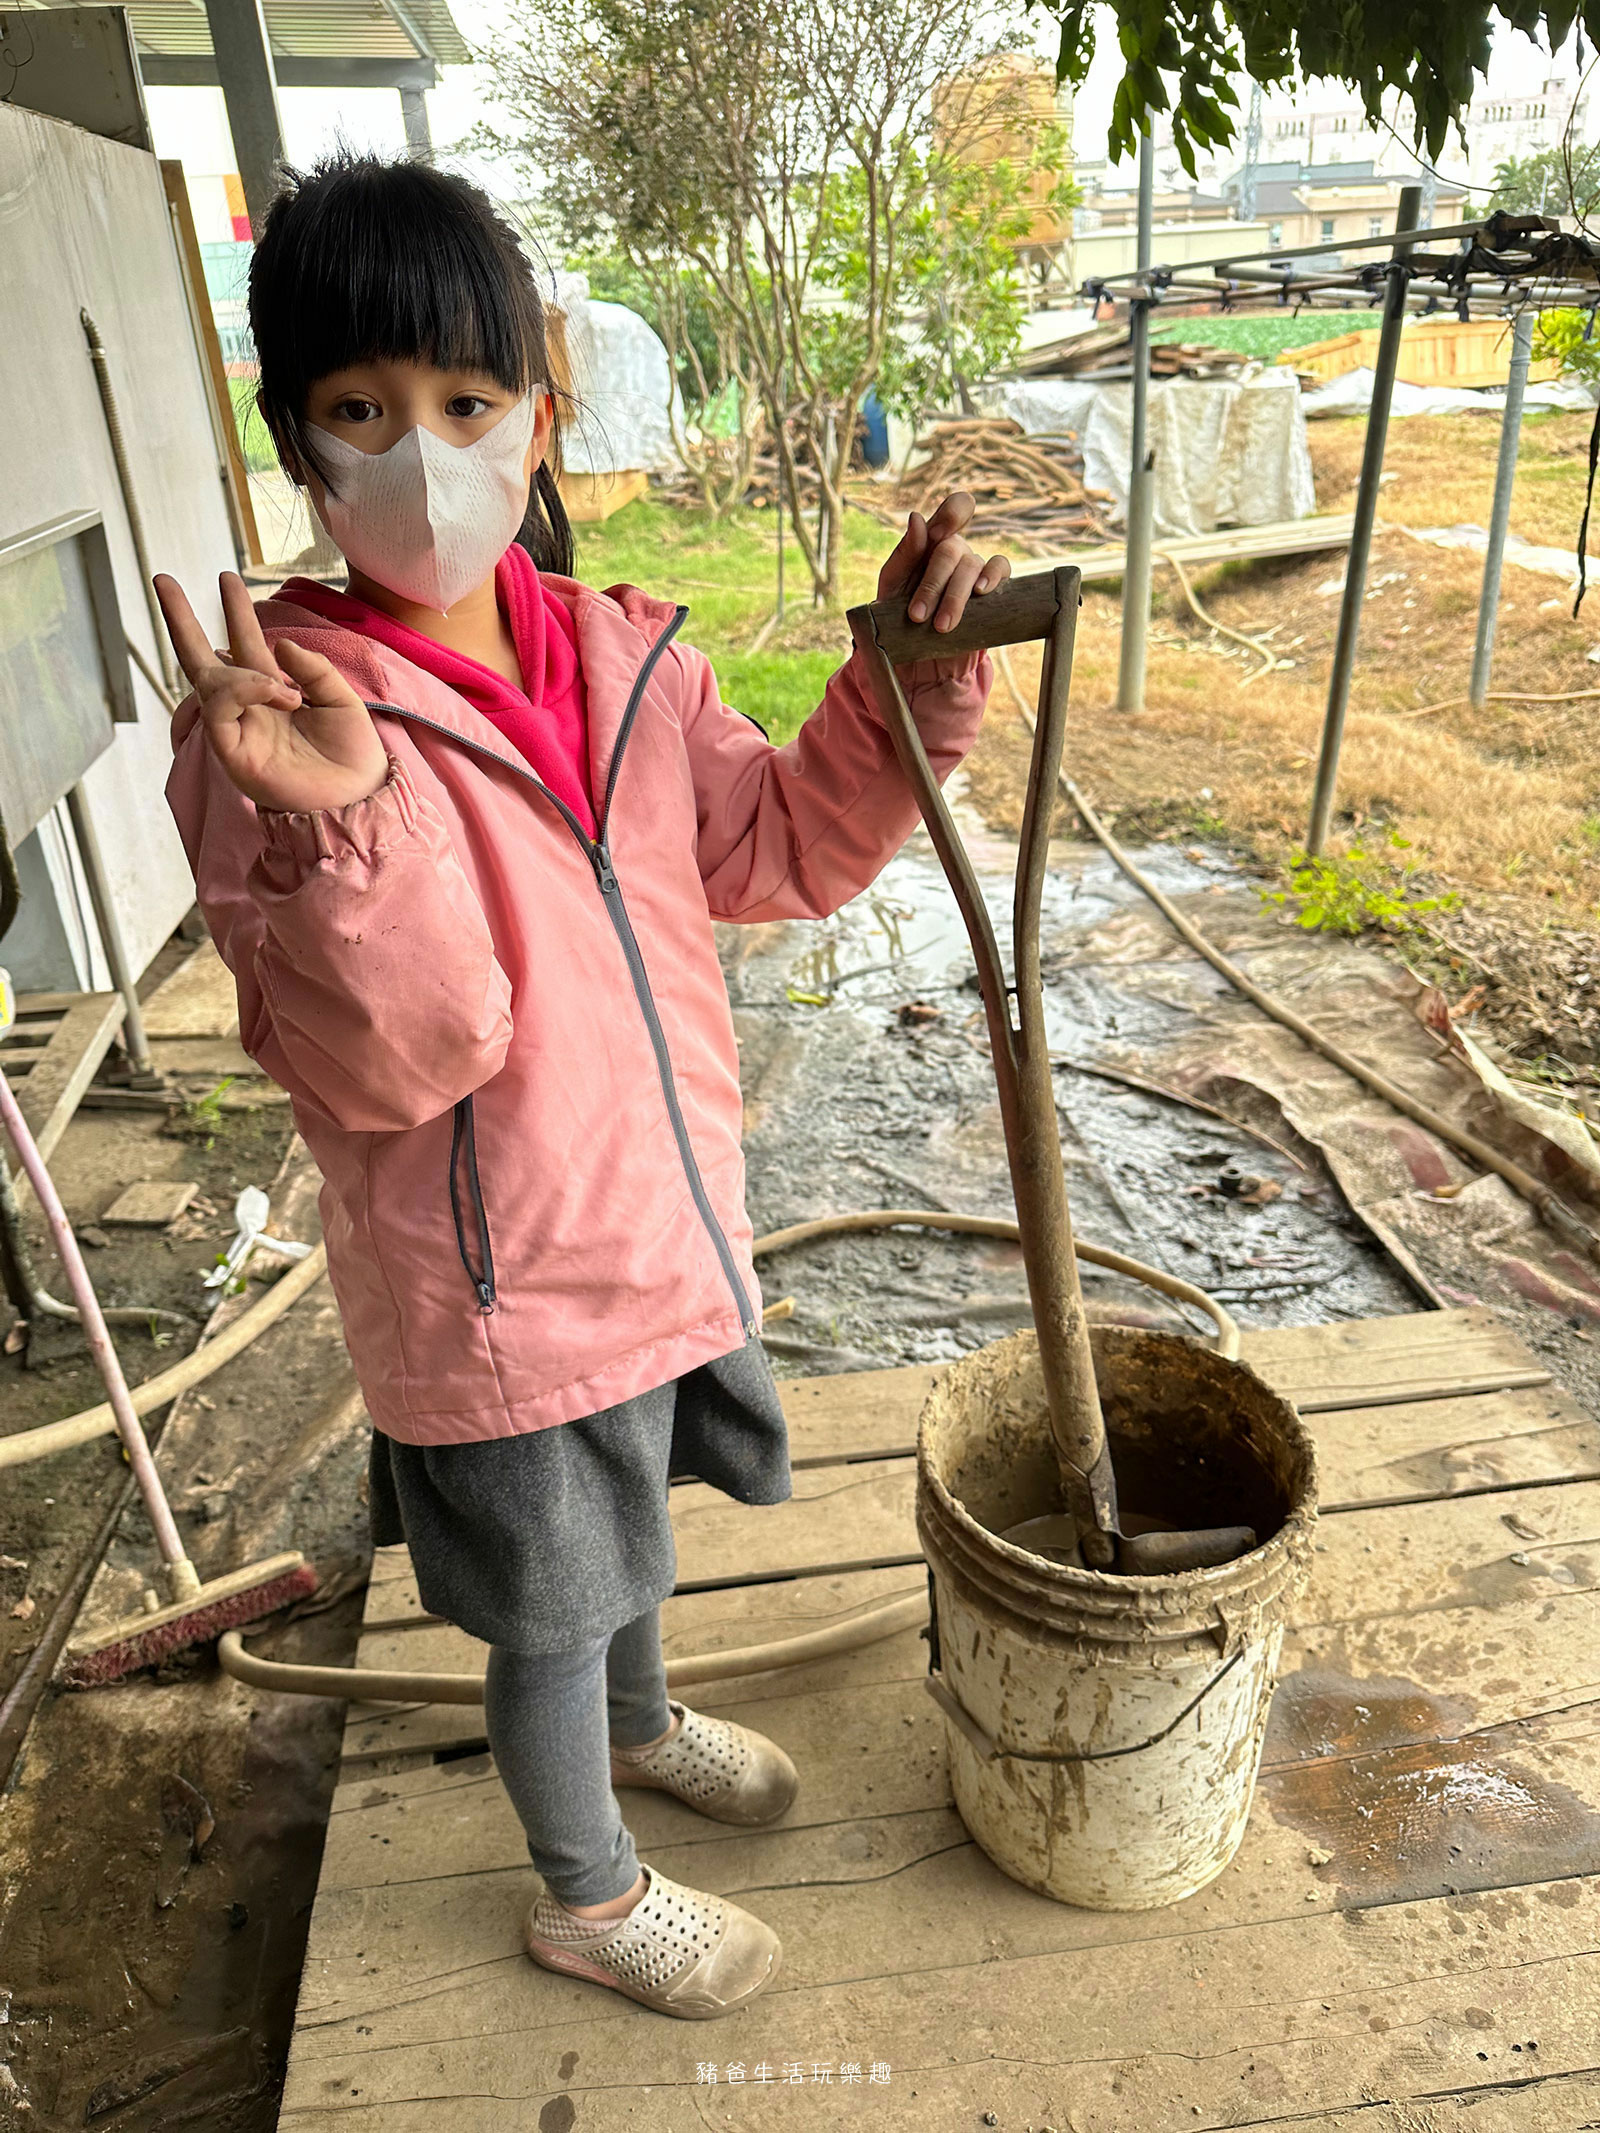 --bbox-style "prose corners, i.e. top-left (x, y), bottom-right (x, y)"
top-left (1310, 407), bottom-right (1598, 546)
top-left (965, 526), bottom-right (1600, 919)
